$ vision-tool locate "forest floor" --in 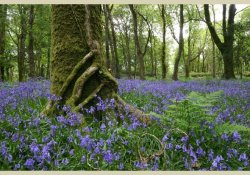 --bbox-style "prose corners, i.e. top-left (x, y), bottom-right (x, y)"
top-left (0, 78), bottom-right (249, 170)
